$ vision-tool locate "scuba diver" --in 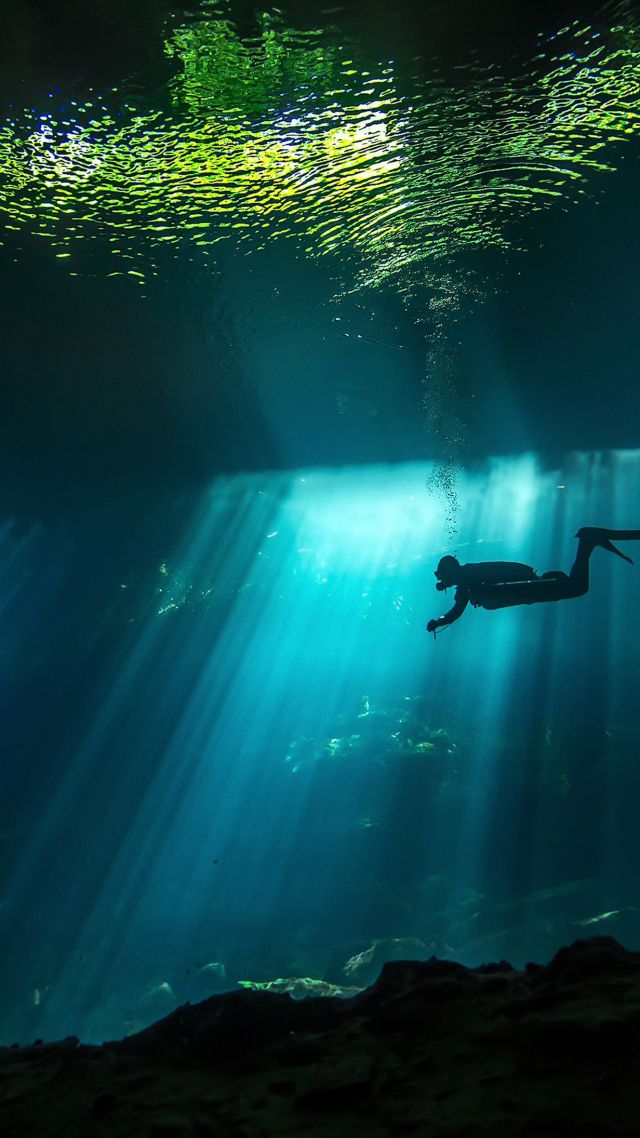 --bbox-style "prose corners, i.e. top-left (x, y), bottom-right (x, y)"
top-left (426, 527), bottom-right (640, 637)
